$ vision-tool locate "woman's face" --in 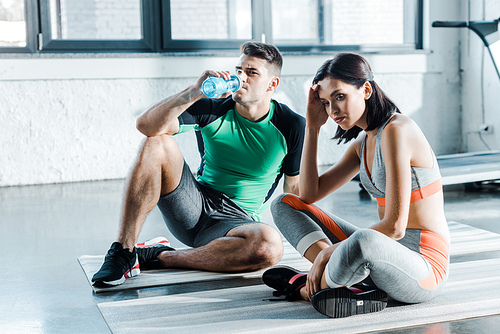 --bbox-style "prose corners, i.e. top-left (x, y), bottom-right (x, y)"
top-left (316, 77), bottom-right (370, 131)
